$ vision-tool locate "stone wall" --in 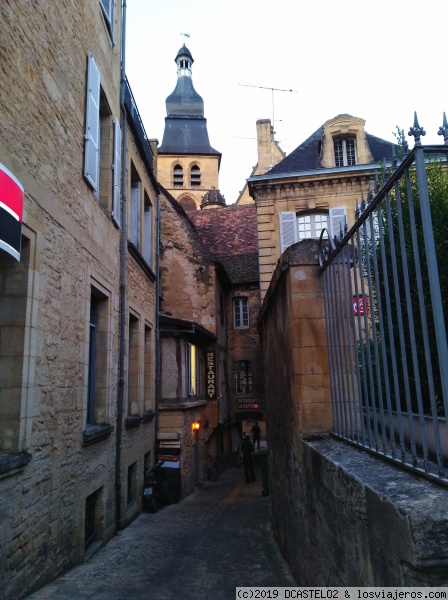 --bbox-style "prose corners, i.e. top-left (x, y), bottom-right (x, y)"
top-left (0, 2), bottom-right (157, 599)
top-left (259, 239), bottom-right (448, 586)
